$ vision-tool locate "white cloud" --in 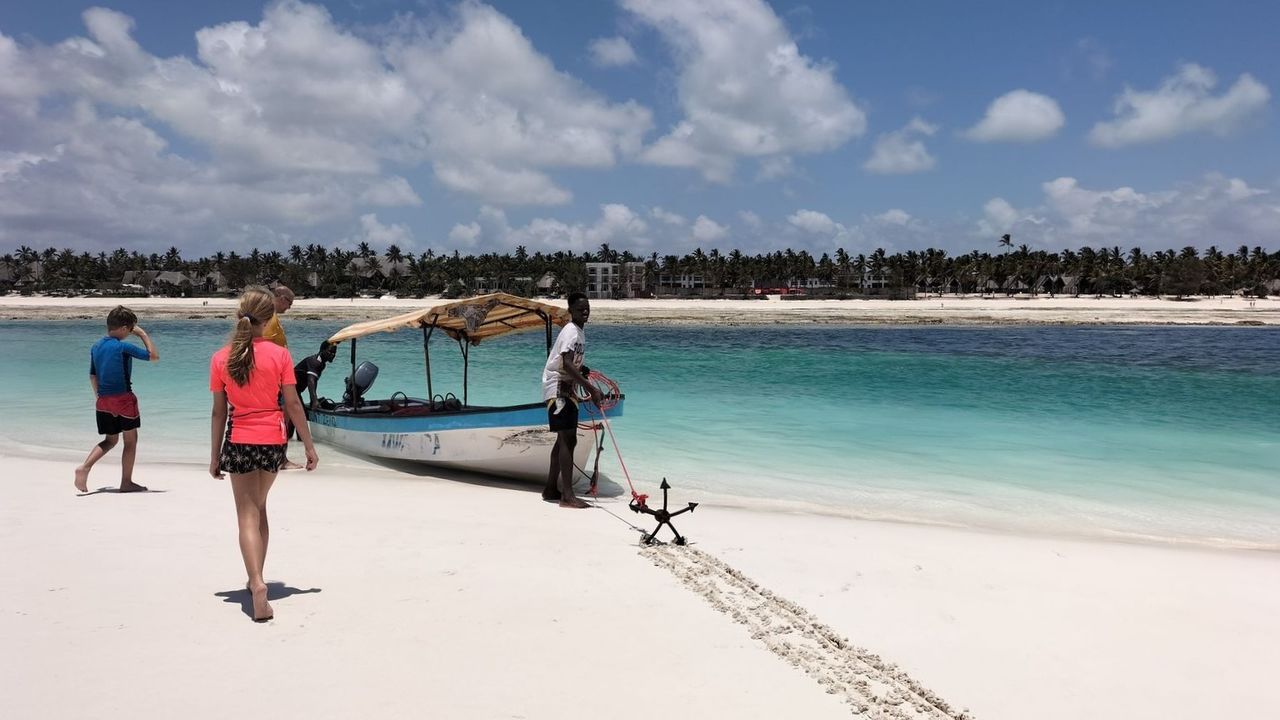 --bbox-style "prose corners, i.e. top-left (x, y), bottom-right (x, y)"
top-left (0, 100), bottom-right (389, 250)
top-left (359, 177), bottom-right (422, 207)
top-left (980, 198), bottom-right (1020, 235)
top-left (623, 0), bottom-right (865, 182)
top-left (649, 206), bottom-right (687, 225)
top-left (597, 203), bottom-right (649, 238)
top-left (975, 173), bottom-right (1278, 249)
top-left (350, 213), bottom-right (414, 248)
top-left (1089, 63), bottom-right (1270, 147)
top-left (788, 209), bottom-right (842, 235)
top-left (0, 1), bottom-right (658, 251)
top-left (443, 173), bottom-right (1280, 257)
top-left (964, 90), bottom-right (1065, 142)
top-left (691, 215), bottom-right (729, 242)
top-left (589, 36), bottom-right (638, 67)
top-left (782, 208), bottom-right (932, 254)
top-left (0, 33), bottom-right (41, 104)
top-left (389, 1), bottom-right (652, 203)
top-left (0, 151), bottom-right (45, 181)
top-left (434, 160), bottom-right (572, 205)
top-left (1224, 177), bottom-right (1267, 201)
top-left (449, 203), bottom-right (651, 253)
top-left (875, 209), bottom-right (913, 226)
top-left (449, 221), bottom-right (482, 246)
top-left (864, 117), bottom-right (938, 174)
